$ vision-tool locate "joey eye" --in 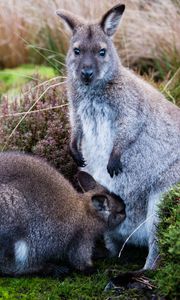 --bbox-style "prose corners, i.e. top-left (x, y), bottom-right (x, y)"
top-left (74, 48), bottom-right (80, 55)
top-left (99, 48), bottom-right (106, 57)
